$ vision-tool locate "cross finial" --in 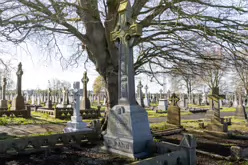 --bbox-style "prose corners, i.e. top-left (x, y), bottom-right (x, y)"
top-left (137, 80), bottom-right (143, 89)
top-left (170, 93), bottom-right (180, 106)
top-left (159, 89), bottom-right (163, 94)
top-left (16, 62), bottom-right (23, 76)
top-left (81, 71), bottom-right (89, 84)
top-left (145, 85), bottom-right (148, 90)
top-left (2, 77), bottom-right (6, 86)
